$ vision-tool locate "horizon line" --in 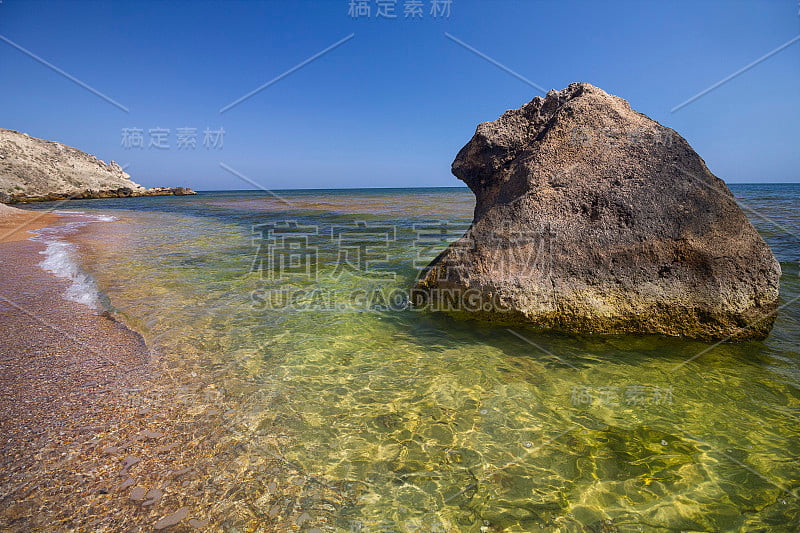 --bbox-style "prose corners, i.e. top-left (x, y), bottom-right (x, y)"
top-left (184, 182), bottom-right (800, 193)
